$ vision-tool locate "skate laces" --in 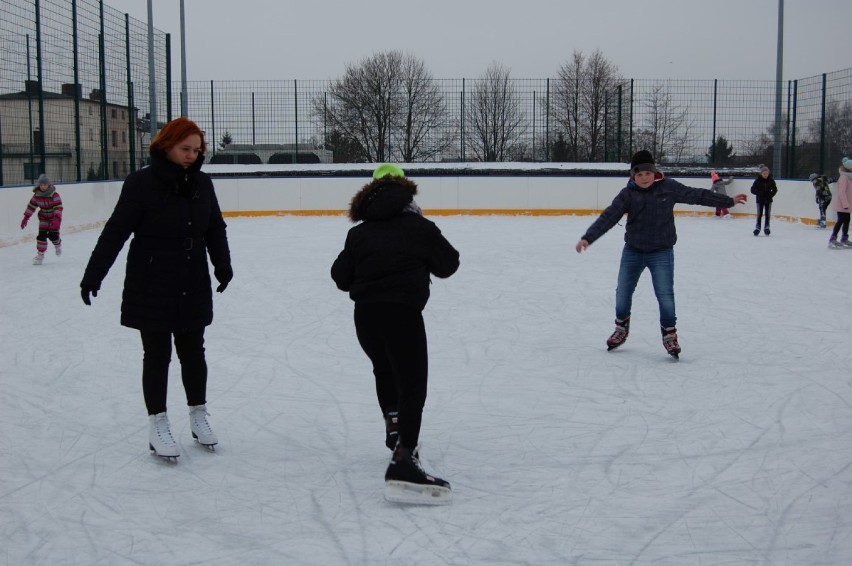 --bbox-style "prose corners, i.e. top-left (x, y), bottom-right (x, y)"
top-left (662, 328), bottom-right (679, 352)
top-left (152, 413), bottom-right (177, 446)
top-left (190, 406), bottom-right (214, 436)
top-left (608, 319), bottom-right (629, 345)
